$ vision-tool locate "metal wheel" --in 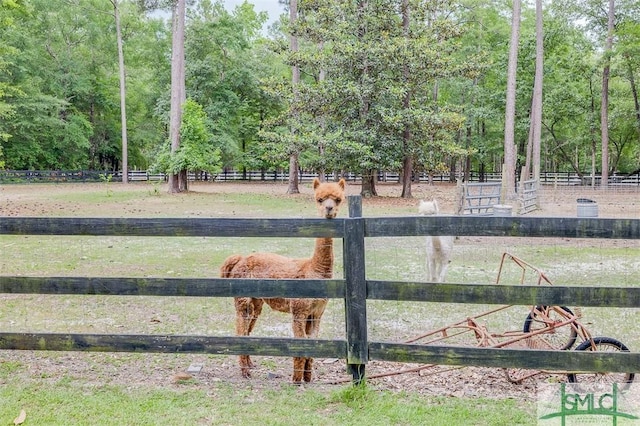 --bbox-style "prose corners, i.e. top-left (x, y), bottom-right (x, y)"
top-left (523, 306), bottom-right (578, 350)
top-left (567, 337), bottom-right (635, 391)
